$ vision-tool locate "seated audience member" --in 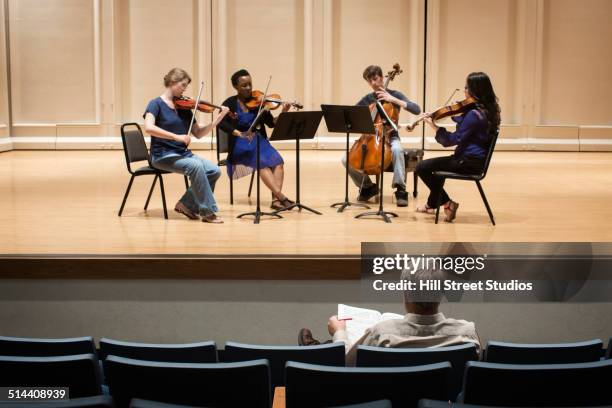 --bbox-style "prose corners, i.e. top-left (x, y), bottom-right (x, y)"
top-left (299, 269), bottom-right (481, 365)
